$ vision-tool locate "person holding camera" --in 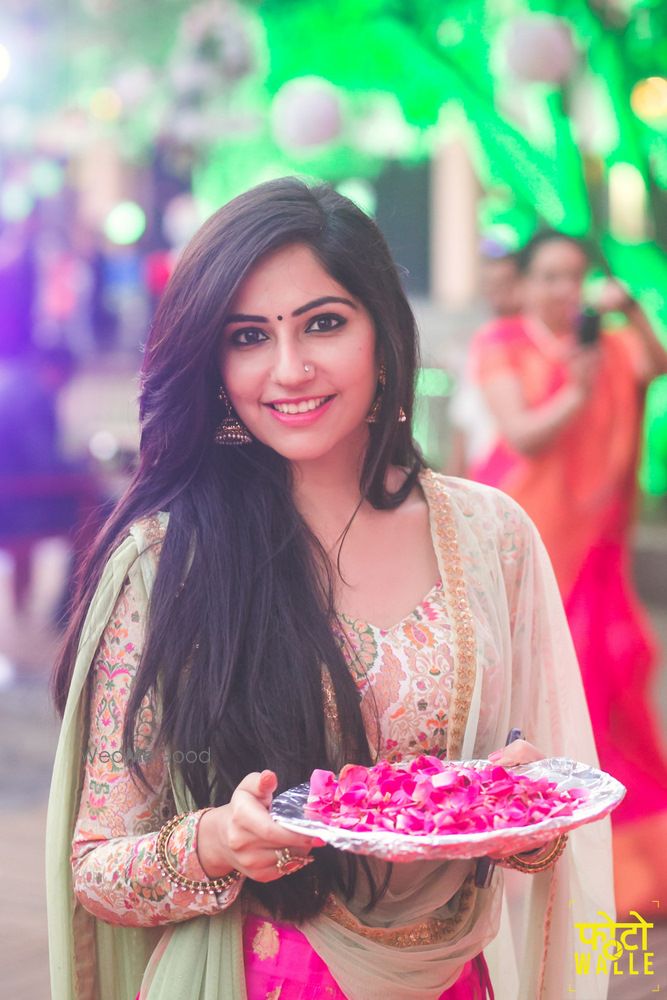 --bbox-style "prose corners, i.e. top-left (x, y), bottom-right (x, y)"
top-left (465, 229), bottom-right (667, 915)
